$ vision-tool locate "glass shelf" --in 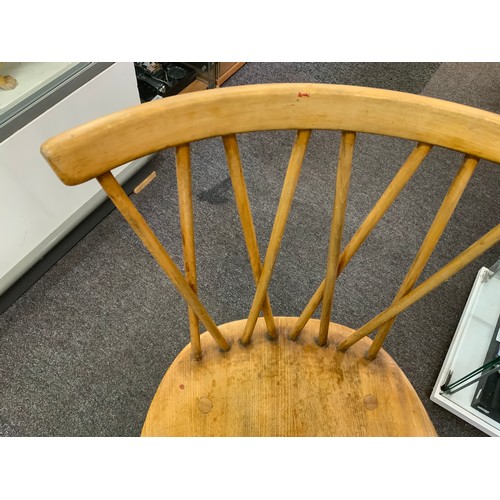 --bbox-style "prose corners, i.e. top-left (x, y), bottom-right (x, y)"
top-left (0, 62), bottom-right (112, 142)
top-left (0, 63), bottom-right (79, 117)
top-left (431, 259), bottom-right (500, 436)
